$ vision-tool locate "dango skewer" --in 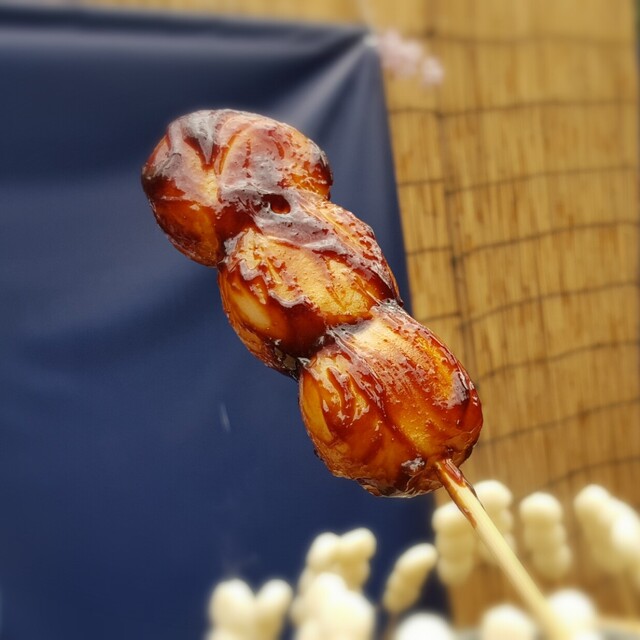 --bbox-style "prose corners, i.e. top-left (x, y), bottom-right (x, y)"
top-left (142, 109), bottom-right (569, 639)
